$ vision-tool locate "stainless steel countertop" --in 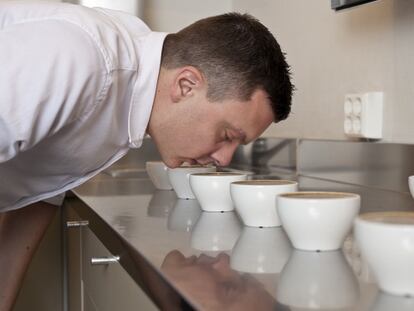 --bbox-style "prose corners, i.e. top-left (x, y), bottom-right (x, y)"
top-left (69, 169), bottom-right (414, 311)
